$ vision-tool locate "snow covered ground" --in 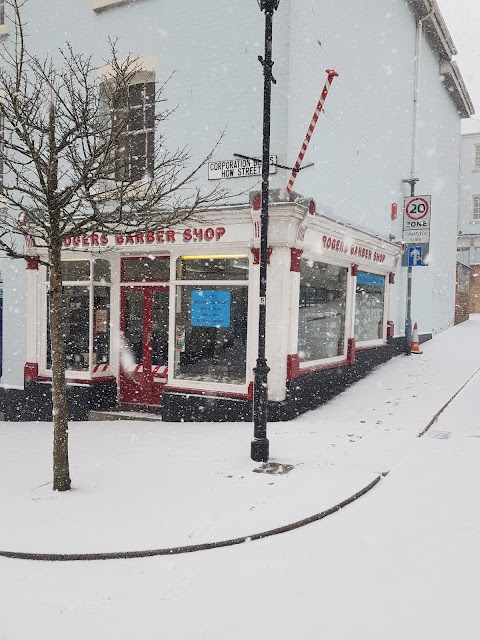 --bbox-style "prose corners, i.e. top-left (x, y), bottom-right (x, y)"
top-left (2, 318), bottom-right (480, 638)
